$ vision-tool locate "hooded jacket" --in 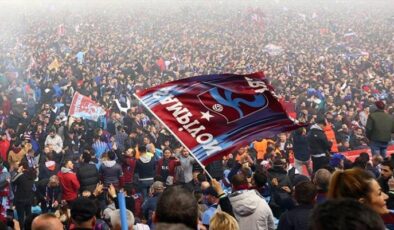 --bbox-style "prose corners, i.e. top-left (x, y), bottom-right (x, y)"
top-left (229, 190), bottom-right (275, 230)
top-left (136, 154), bottom-right (155, 180)
top-left (57, 167), bottom-right (80, 201)
top-left (100, 160), bottom-right (123, 187)
top-left (307, 124), bottom-right (332, 156)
